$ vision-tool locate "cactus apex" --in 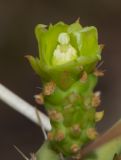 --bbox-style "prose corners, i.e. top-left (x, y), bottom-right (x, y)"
top-left (92, 91), bottom-right (101, 107)
top-left (34, 93), bottom-right (44, 105)
top-left (43, 81), bottom-right (56, 96)
top-left (87, 128), bottom-right (98, 140)
top-left (95, 111), bottom-right (104, 122)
